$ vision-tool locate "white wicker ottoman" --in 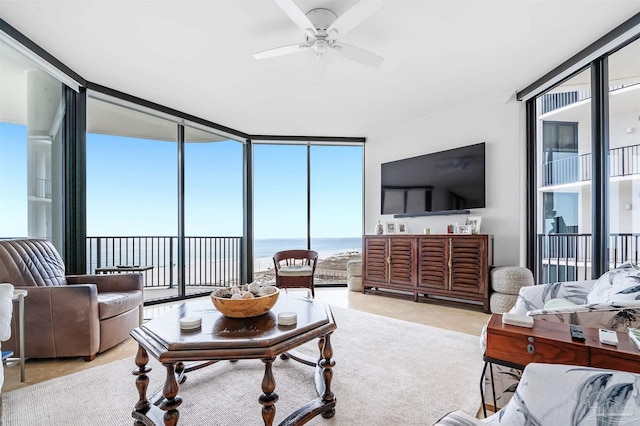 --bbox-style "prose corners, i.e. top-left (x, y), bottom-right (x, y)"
top-left (347, 260), bottom-right (362, 292)
top-left (490, 266), bottom-right (534, 313)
